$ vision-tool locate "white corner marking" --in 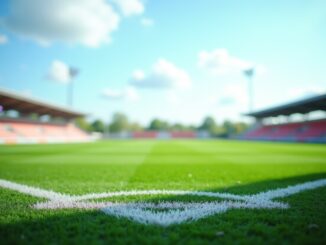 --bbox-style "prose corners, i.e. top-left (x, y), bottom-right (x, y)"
top-left (0, 178), bottom-right (325, 226)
